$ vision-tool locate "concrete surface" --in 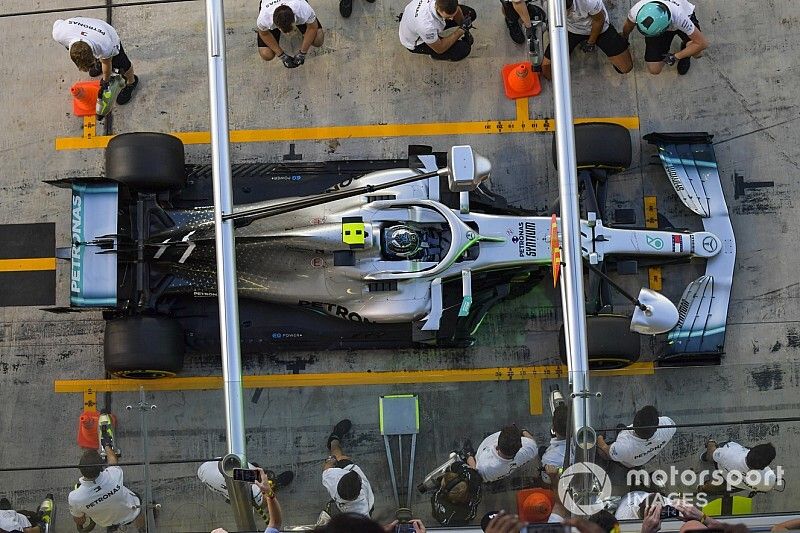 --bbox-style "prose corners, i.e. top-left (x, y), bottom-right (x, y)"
top-left (1, 0), bottom-right (799, 530)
